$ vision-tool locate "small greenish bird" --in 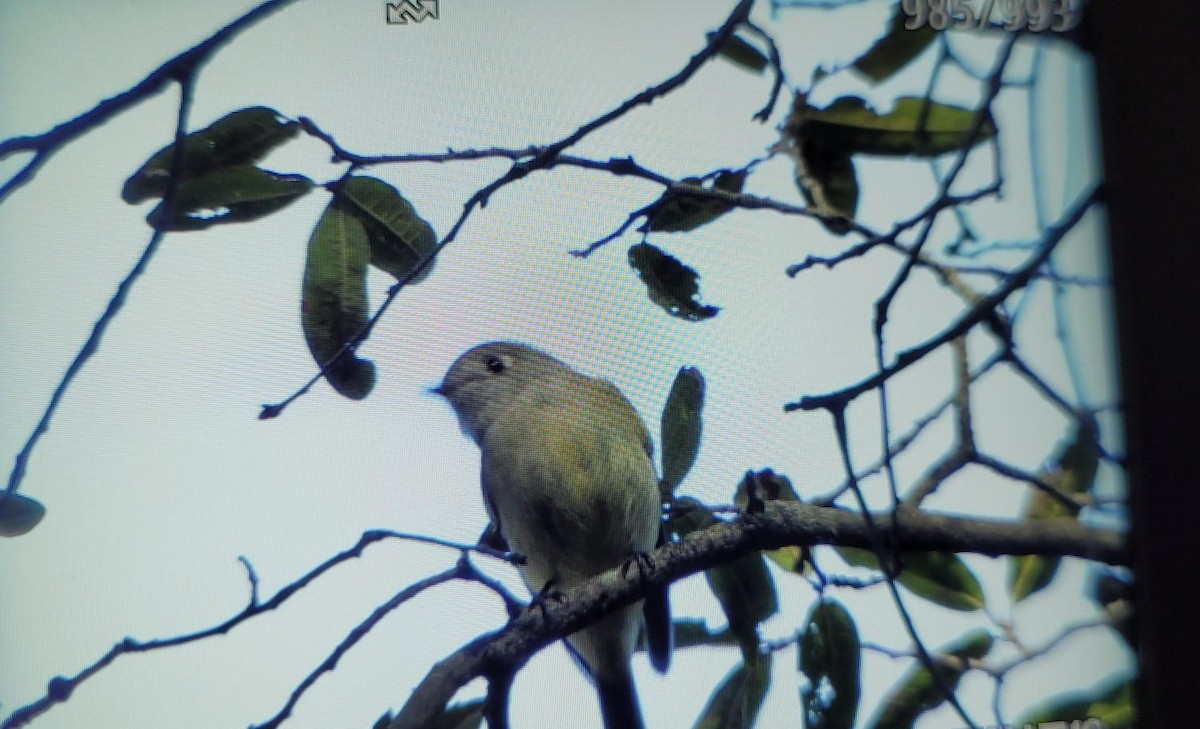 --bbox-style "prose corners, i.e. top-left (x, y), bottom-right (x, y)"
top-left (434, 341), bottom-right (671, 729)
